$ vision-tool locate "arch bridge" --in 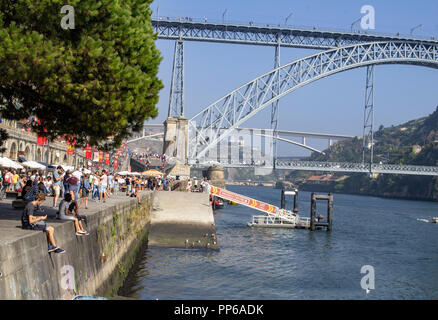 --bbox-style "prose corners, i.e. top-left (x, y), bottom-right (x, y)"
top-left (187, 41), bottom-right (438, 175)
top-left (149, 17), bottom-right (438, 176)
